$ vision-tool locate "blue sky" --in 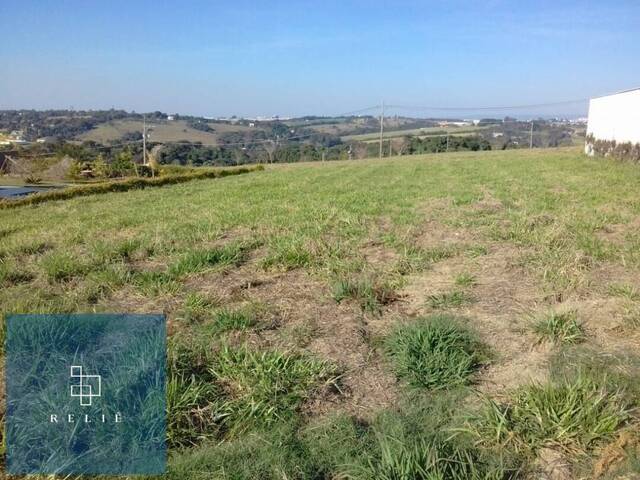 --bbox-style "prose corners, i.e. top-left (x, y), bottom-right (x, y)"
top-left (2, 1), bottom-right (639, 118)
